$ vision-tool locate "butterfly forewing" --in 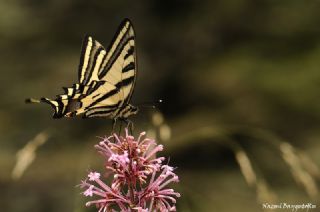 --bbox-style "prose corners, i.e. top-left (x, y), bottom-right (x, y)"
top-left (98, 20), bottom-right (137, 107)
